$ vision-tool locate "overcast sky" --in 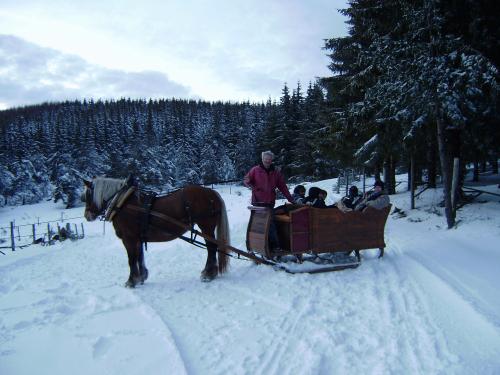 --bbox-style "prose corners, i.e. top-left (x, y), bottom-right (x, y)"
top-left (0, 0), bottom-right (348, 110)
